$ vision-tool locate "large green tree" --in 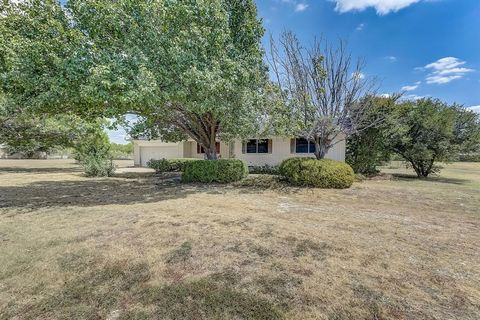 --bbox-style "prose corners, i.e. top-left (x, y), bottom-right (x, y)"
top-left (0, 0), bottom-right (266, 160)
